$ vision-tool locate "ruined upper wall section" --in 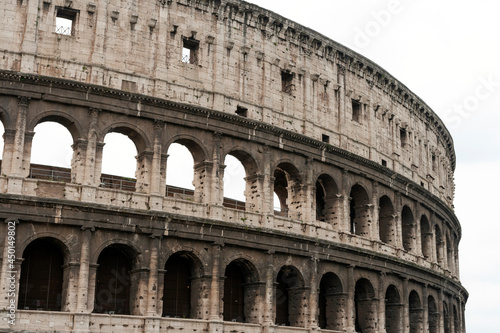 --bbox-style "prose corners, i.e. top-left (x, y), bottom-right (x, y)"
top-left (0, 0), bottom-right (456, 206)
